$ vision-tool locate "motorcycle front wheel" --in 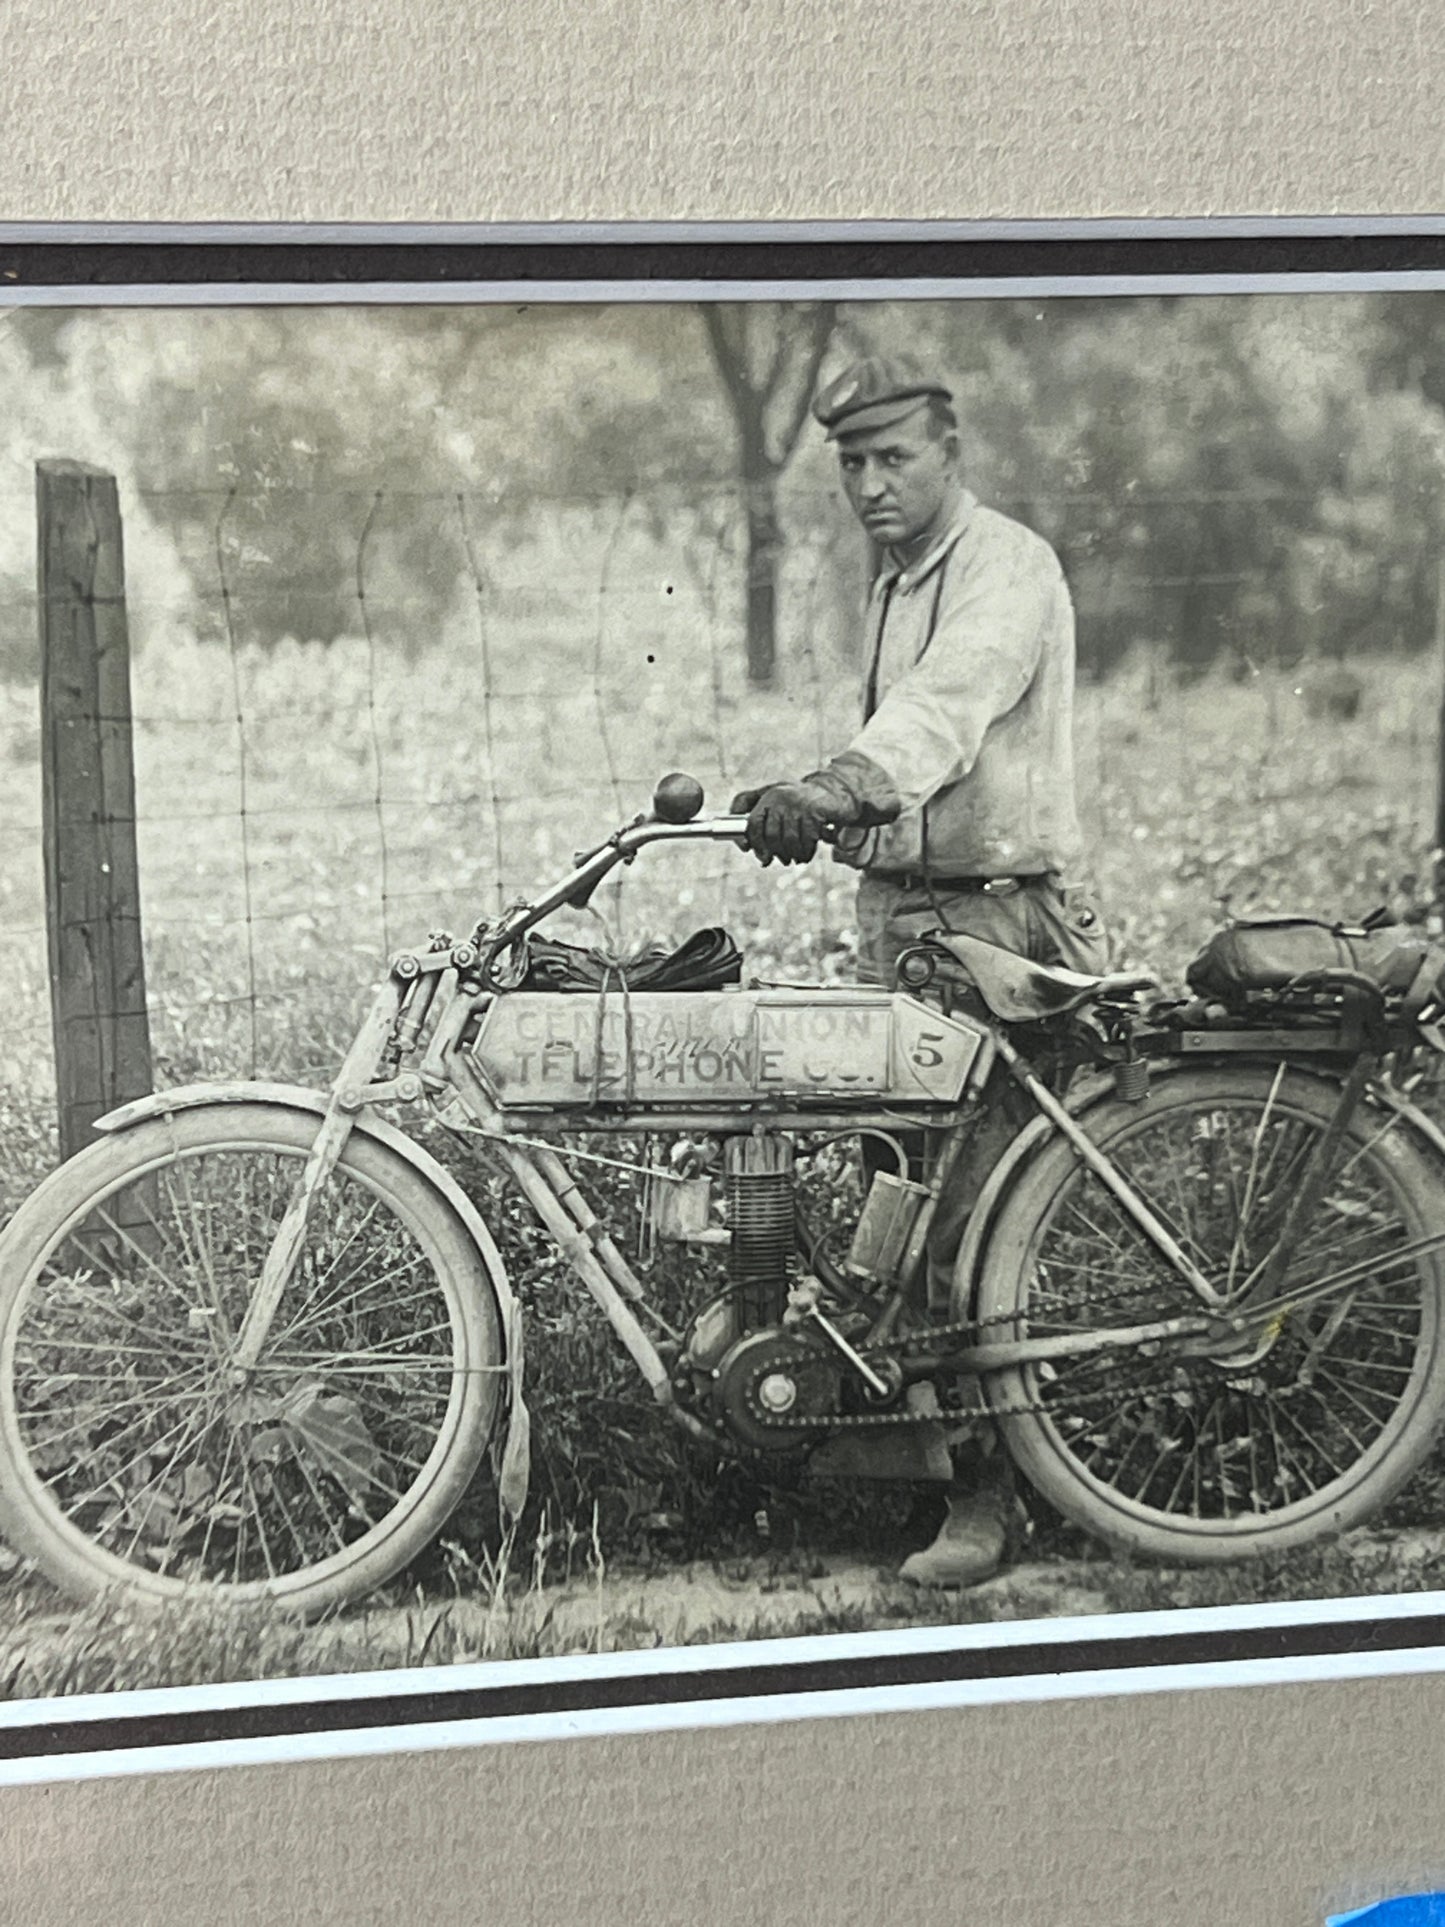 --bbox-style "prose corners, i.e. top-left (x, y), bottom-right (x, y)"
top-left (975, 1064), bottom-right (1445, 1562)
top-left (0, 1104), bottom-right (506, 1614)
